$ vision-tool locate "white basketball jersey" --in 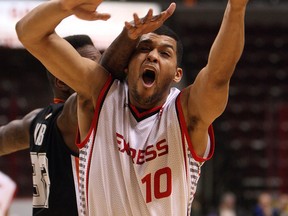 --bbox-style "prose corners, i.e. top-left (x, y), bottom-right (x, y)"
top-left (77, 77), bottom-right (214, 216)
